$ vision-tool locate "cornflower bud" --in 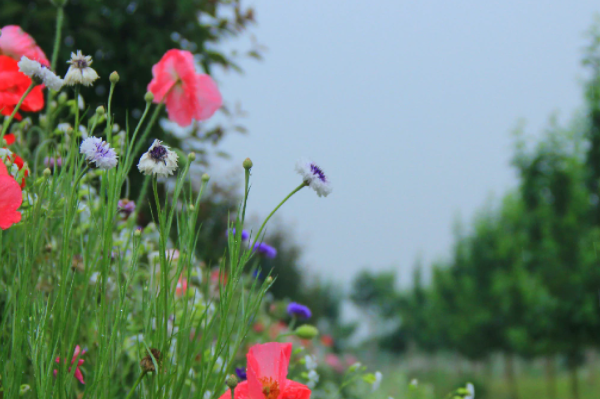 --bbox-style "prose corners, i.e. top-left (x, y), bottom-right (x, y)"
top-left (226, 374), bottom-right (239, 390)
top-left (144, 92), bottom-right (154, 103)
top-left (109, 71), bottom-right (120, 84)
